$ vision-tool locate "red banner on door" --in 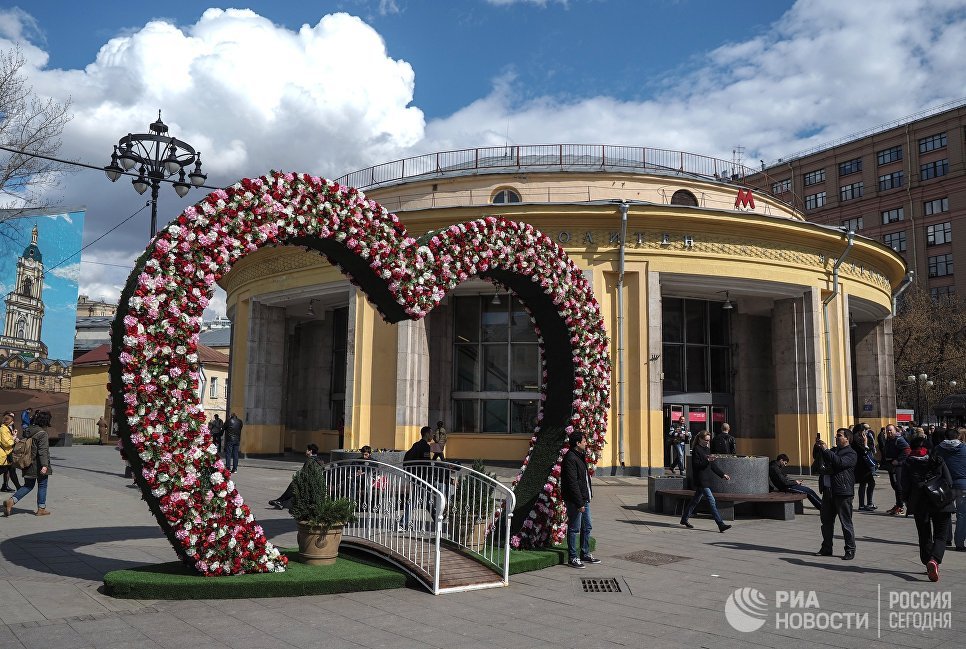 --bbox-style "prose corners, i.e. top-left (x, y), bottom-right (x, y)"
top-left (712, 411), bottom-right (726, 422)
top-left (689, 411), bottom-right (707, 423)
